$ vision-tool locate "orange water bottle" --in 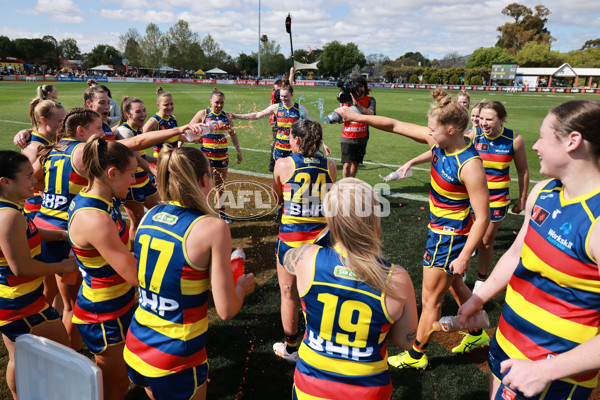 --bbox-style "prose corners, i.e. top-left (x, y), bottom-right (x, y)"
top-left (62, 249), bottom-right (80, 285)
top-left (230, 247), bottom-right (246, 286)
